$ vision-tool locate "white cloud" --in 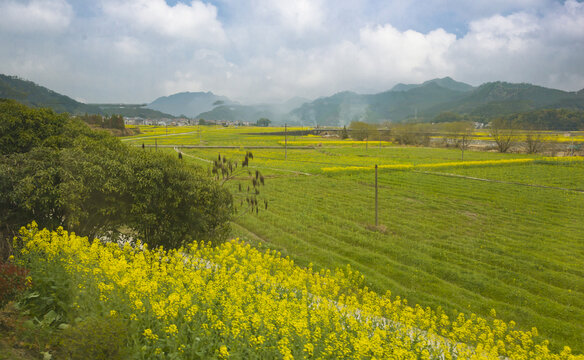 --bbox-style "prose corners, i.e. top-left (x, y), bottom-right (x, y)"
top-left (1, 0), bottom-right (583, 104)
top-left (449, 0), bottom-right (584, 90)
top-left (0, 0), bottom-right (73, 33)
top-left (256, 0), bottom-right (325, 34)
top-left (101, 0), bottom-right (227, 44)
top-left (113, 36), bottom-right (144, 59)
top-left (463, 13), bottom-right (540, 52)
